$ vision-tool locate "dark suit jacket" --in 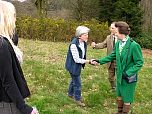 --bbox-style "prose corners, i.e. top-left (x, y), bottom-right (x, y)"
top-left (12, 31), bottom-right (19, 46)
top-left (0, 37), bottom-right (32, 114)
